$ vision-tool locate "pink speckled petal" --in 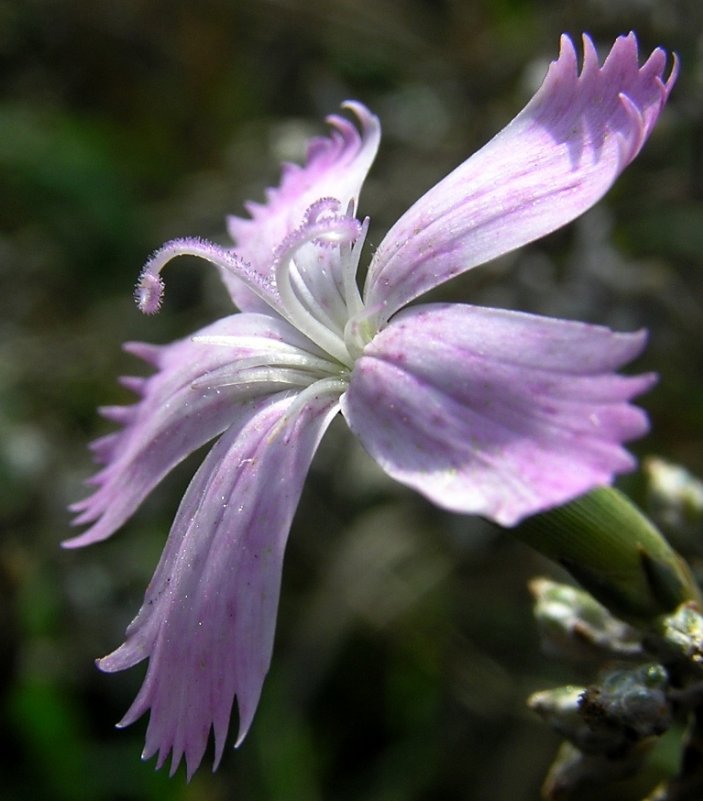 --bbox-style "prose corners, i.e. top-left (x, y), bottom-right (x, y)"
top-left (365, 33), bottom-right (677, 322)
top-left (224, 102), bottom-right (380, 311)
top-left (65, 313), bottom-right (324, 548)
top-left (98, 389), bottom-right (340, 779)
top-left (342, 304), bottom-right (655, 526)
